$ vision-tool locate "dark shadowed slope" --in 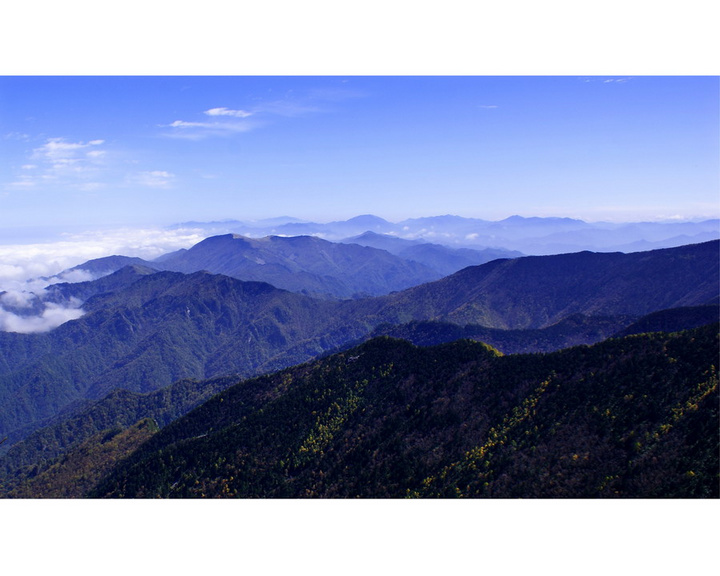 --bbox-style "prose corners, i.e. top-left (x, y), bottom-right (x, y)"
top-left (362, 241), bottom-right (719, 329)
top-left (614, 305), bottom-right (719, 337)
top-left (88, 324), bottom-right (718, 498)
top-left (367, 314), bottom-right (635, 354)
